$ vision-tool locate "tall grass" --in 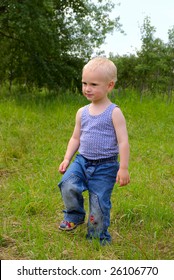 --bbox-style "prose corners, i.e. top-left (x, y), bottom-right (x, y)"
top-left (0, 90), bottom-right (174, 260)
